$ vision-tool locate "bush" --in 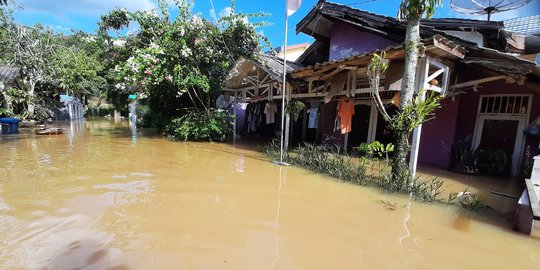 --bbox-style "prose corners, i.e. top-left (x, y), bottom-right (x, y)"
top-left (264, 141), bottom-right (444, 202)
top-left (166, 108), bottom-right (233, 141)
